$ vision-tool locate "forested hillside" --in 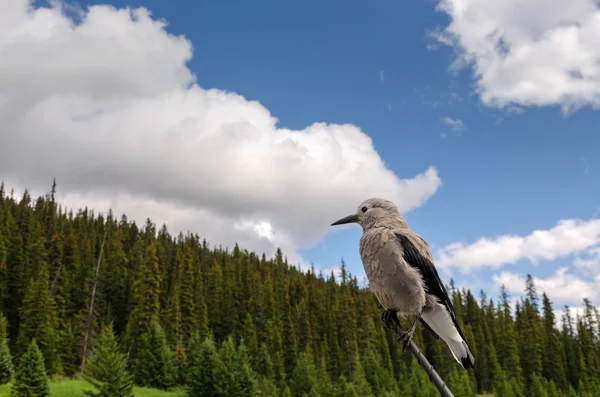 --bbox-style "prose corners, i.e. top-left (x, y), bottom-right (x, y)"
top-left (0, 182), bottom-right (598, 397)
